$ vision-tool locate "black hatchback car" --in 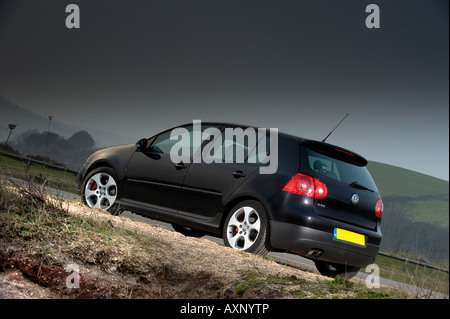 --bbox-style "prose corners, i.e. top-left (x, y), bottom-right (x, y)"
top-left (77, 122), bottom-right (383, 278)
